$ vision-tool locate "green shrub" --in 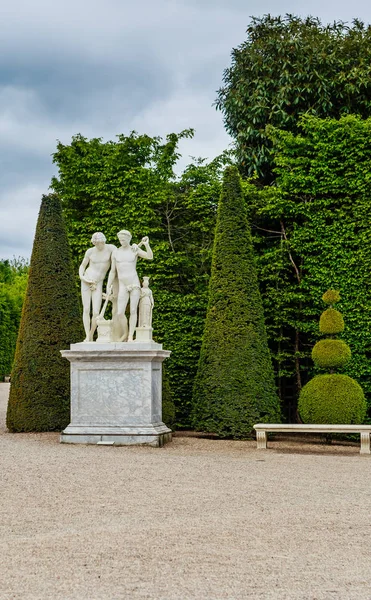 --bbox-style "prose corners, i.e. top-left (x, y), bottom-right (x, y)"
top-left (298, 374), bottom-right (367, 424)
top-left (251, 116), bottom-right (371, 417)
top-left (191, 166), bottom-right (280, 438)
top-left (0, 260), bottom-right (28, 380)
top-left (312, 339), bottom-right (351, 369)
top-left (322, 290), bottom-right (341, 305)
top-left (52, 132), bottom-right (230, 427)
top-left (162, 366), bottom-right (176, 430)
top-left (319, 308), bottom-right (344, 335)
top-left (6, 194), bottom-right (83, 432)
top-left (298, 289), bottom-right (366, 425)
top-left (0, 291), bottom-right (19, 380)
